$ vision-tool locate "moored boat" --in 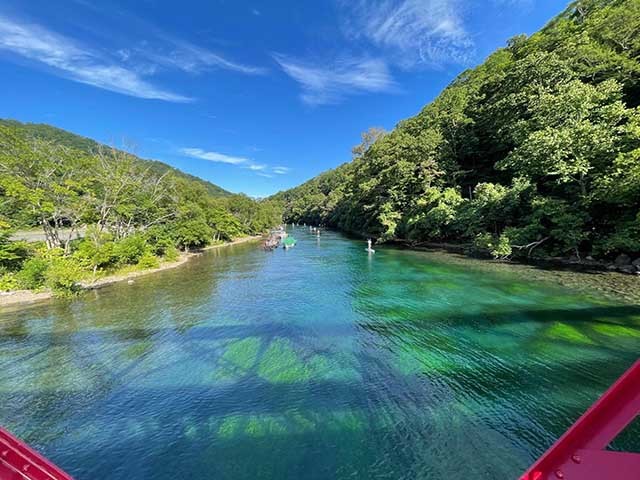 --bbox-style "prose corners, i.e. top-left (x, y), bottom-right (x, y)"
top-left (282, 237), bottom-right (297, 249)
